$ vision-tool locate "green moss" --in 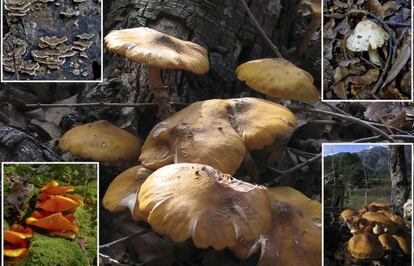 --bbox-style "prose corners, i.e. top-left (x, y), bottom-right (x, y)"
top-left (7, 234), bottom-right (88, 266)
top-left (75, 206), bottom-right (97, 264)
